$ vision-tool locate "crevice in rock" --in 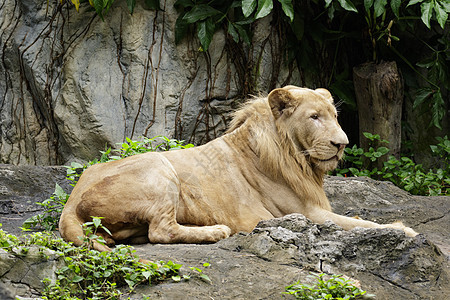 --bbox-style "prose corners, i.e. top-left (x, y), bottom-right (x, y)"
top-left (370, 271), bottom-right (421, 298)
top-left (417, 211), bottom-right (449, 225)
